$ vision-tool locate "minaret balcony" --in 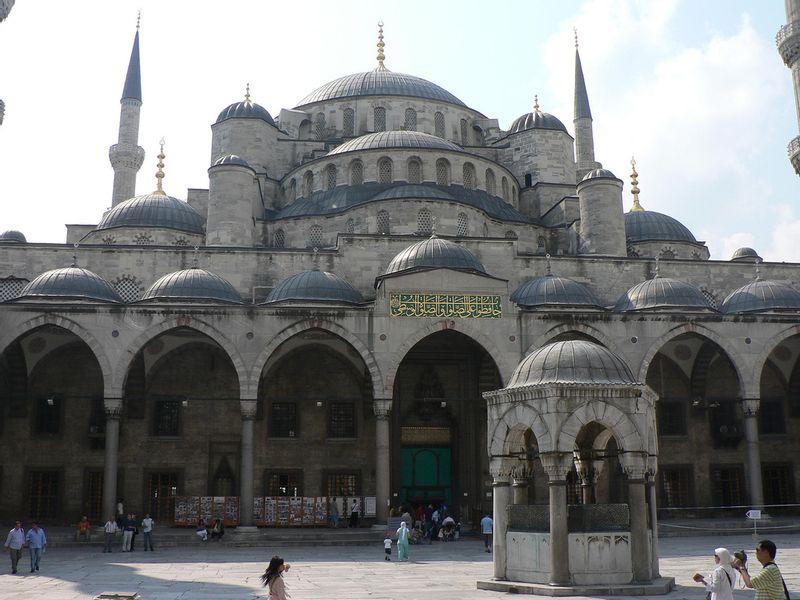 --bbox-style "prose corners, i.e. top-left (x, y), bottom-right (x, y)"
top-left (777, 21), bottom-right (800, 67)
top-left (788, 136), bottom-right (800, 175)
